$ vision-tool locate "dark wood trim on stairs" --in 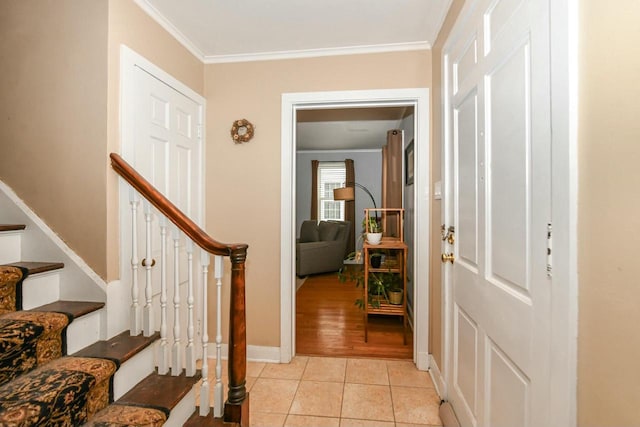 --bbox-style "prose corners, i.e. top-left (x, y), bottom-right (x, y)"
top-left (185, 408), bottom-right (239, 426)
top-left (74, 330), bottom-right (160, 368)
top-left (31, 300), bottom-right (105, 319)
top-left (8, 261), bottom-right (64, 275)
top-left (118, 370), bottom-right (202, 416)
top-left (0, 225), bottom-right (26, 232)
